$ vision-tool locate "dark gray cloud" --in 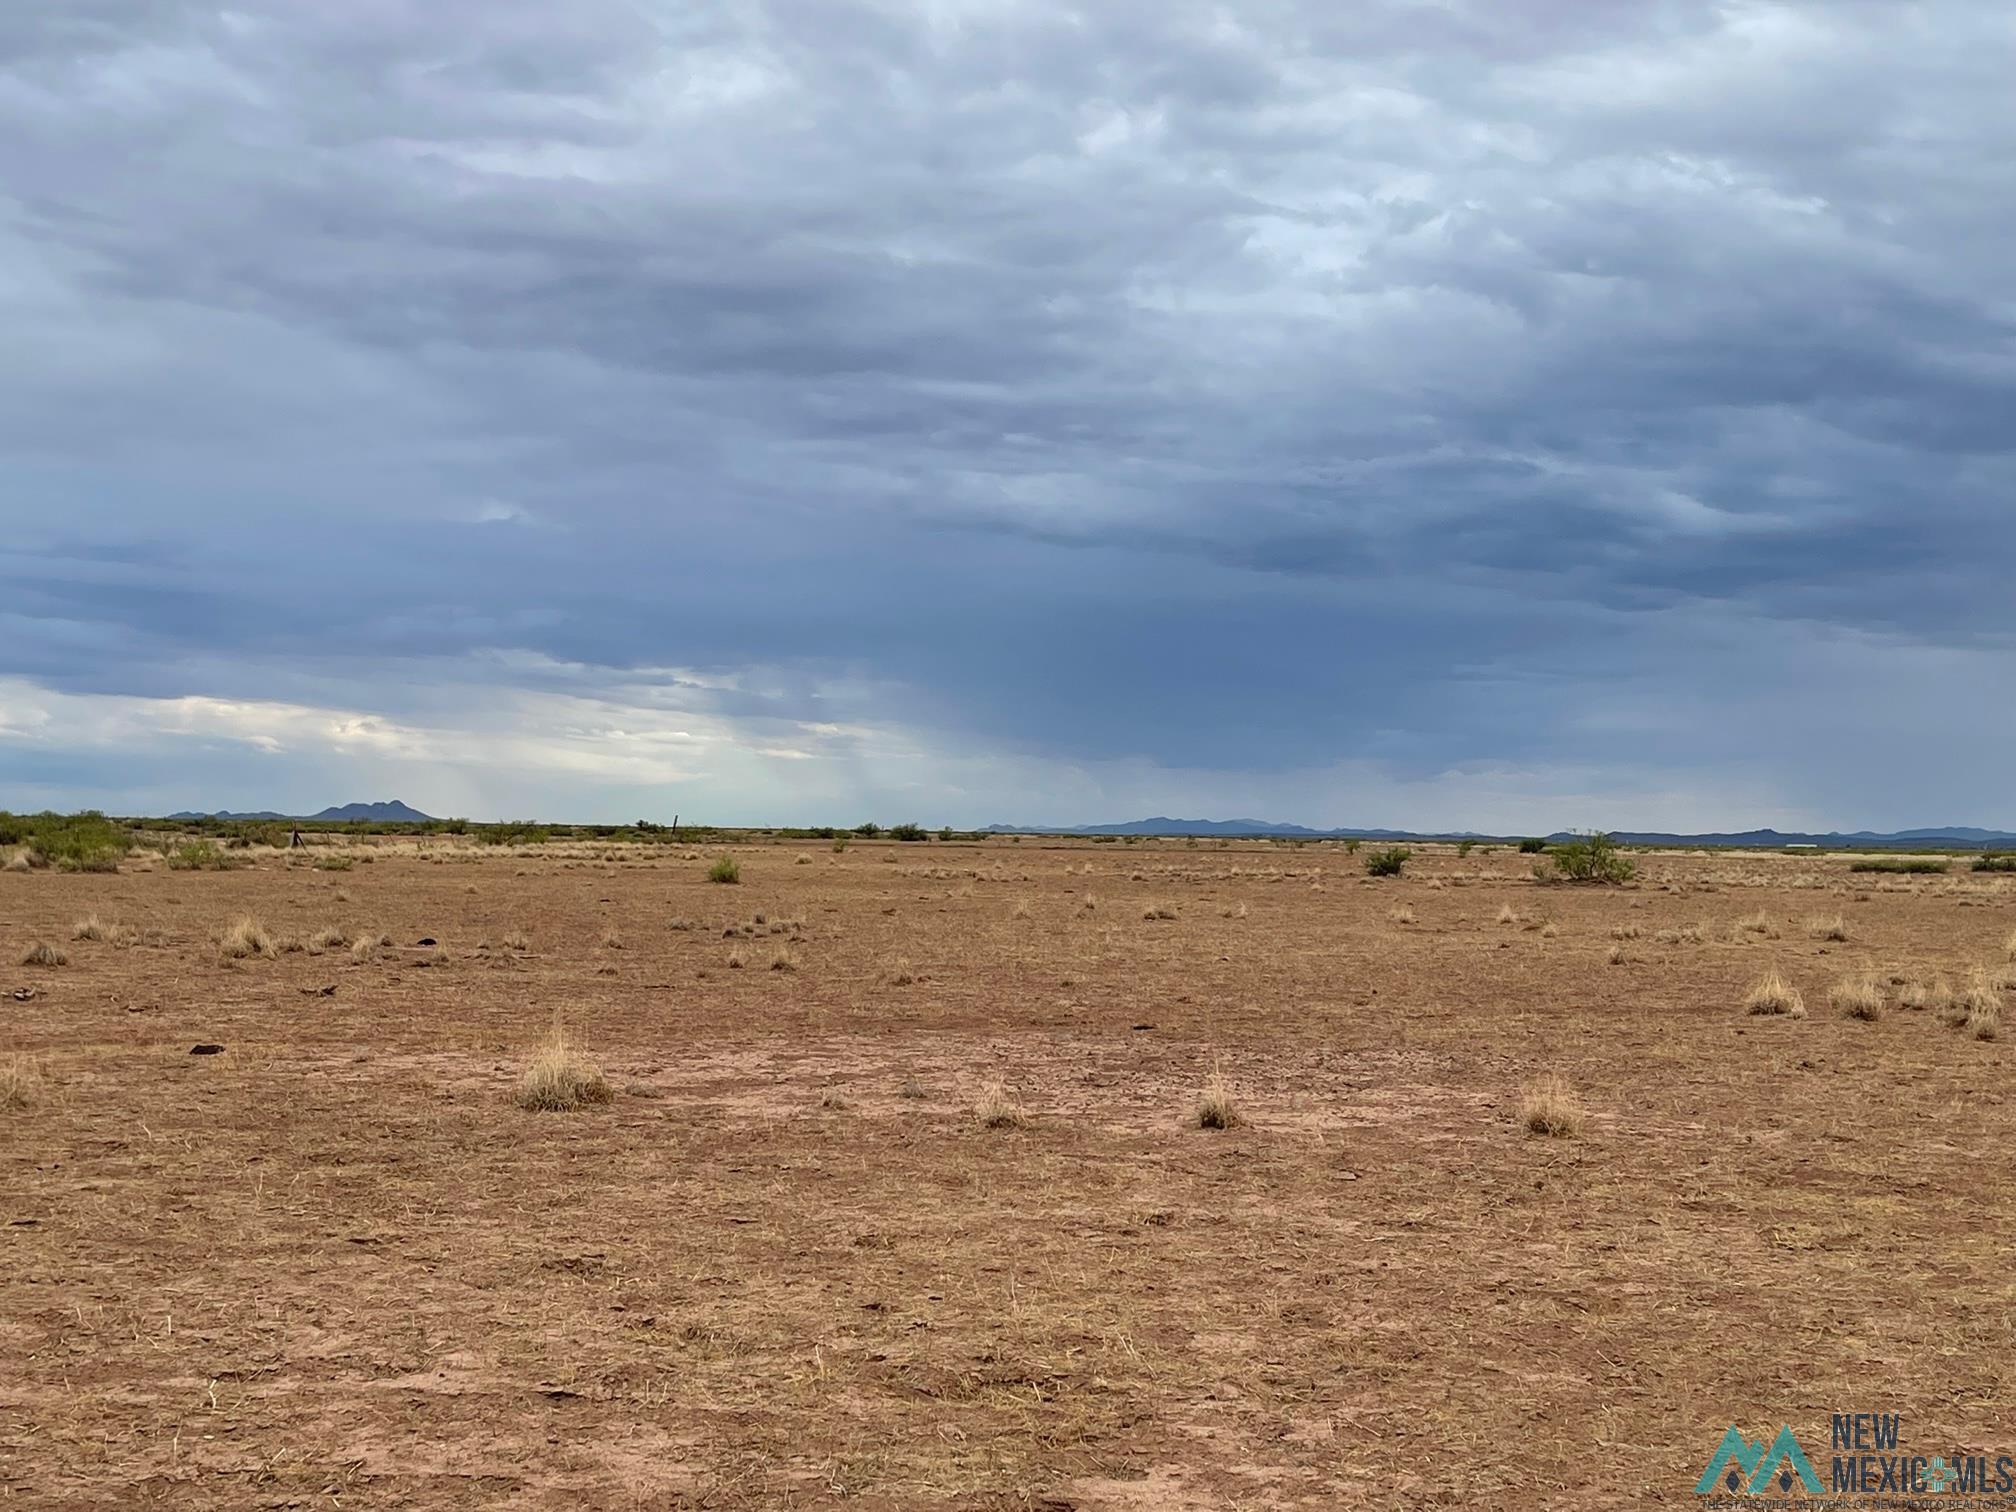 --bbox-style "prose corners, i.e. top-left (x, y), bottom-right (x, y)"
top-left (0, 0), bottom-right (2011, 826)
